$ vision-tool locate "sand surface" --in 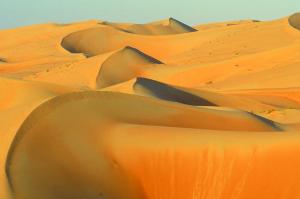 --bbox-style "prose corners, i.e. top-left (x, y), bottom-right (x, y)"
top-left (1, 14), bottom-right (300, 199)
